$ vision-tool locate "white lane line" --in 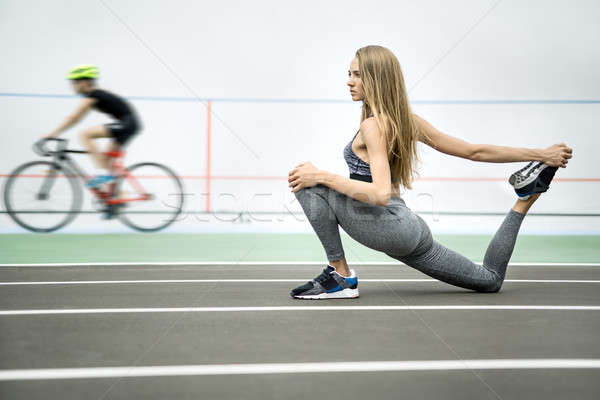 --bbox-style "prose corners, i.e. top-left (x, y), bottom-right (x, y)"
top-left (0, 359), bottom-right (599, 381)
top-left (1, 279), bottom-right (600, 285)
top-left (1, 305), bottom-right (599, 316)
top-left (1, 261), bottom-right (599, 268)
